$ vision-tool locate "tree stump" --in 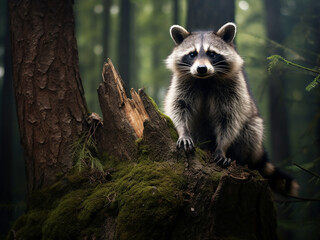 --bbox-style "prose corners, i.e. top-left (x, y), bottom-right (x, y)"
top-left (95, 59), bottom-right (279, 239)
top-left (7, 59), bottom-right (279, 240)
